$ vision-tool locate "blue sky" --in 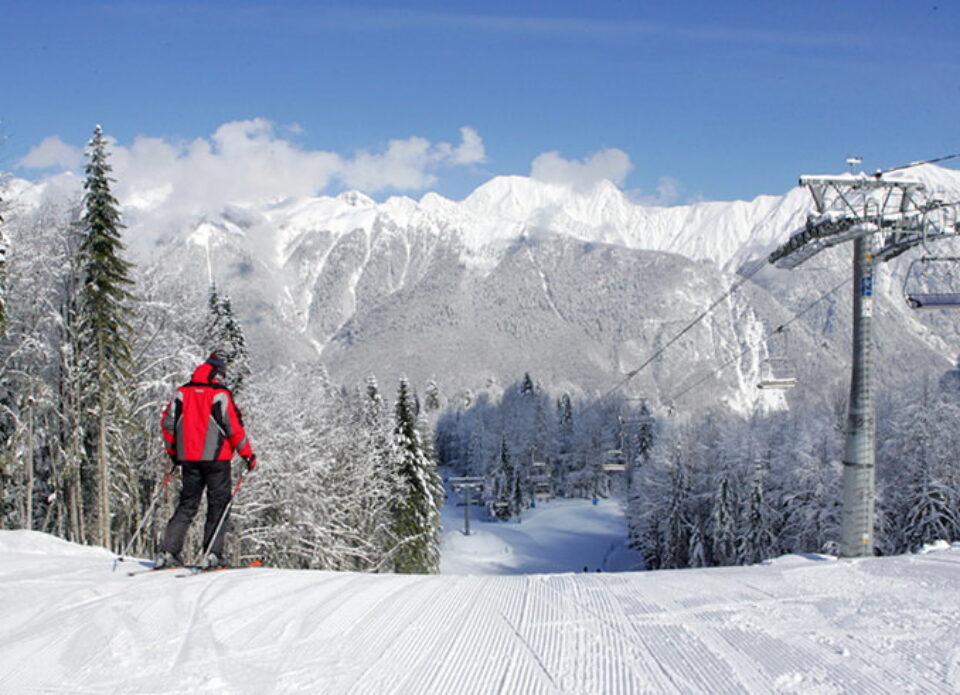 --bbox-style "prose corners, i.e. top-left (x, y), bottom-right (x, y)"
top-left (3, 0), bottom-right (959, 204)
